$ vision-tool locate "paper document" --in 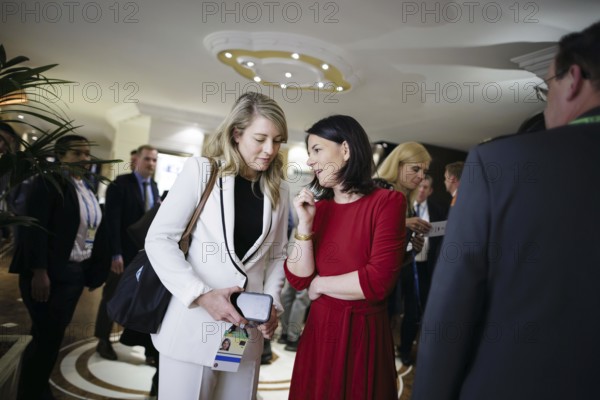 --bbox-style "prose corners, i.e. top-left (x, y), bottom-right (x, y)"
top-left (427, 221), bottom-right (447, 237)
